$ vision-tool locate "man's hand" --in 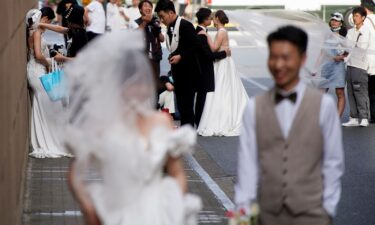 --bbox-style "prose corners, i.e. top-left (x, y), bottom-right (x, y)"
top-left (198, 30), bottom-right (207, 36)
top-left (224, 47), bottom-right (231, 57)
top-left (169, 55), bottom-right (181, 64)
top-left (333, 55), bottom-right (345, 62)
